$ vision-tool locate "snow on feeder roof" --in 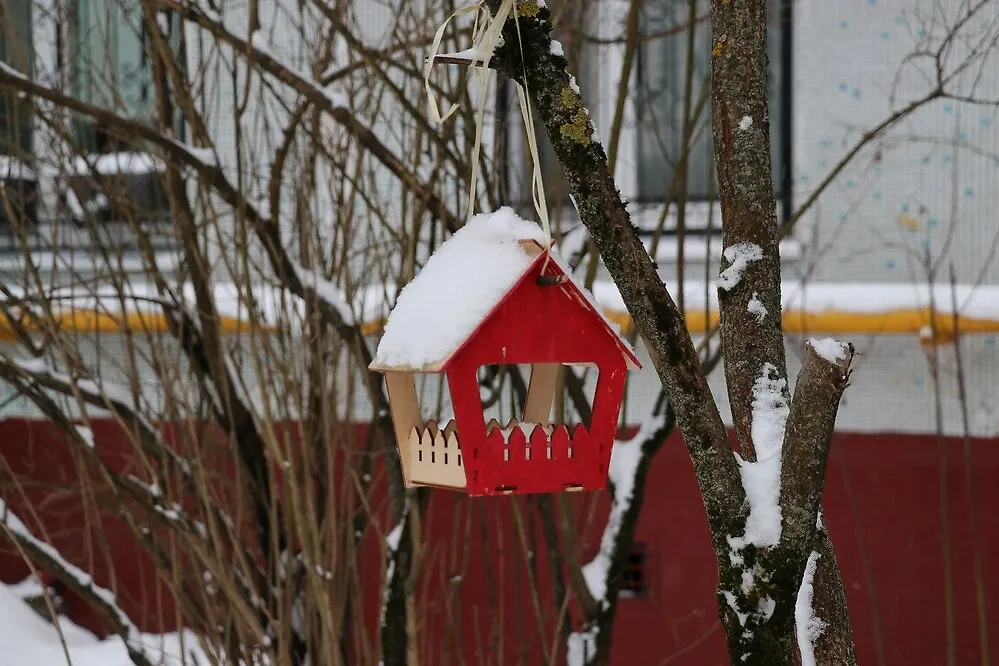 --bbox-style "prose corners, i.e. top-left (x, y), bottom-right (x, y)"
top-left (369, 207), bottom-right (640, 496)
top-left (371, 207), bottom-right (639, 372)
